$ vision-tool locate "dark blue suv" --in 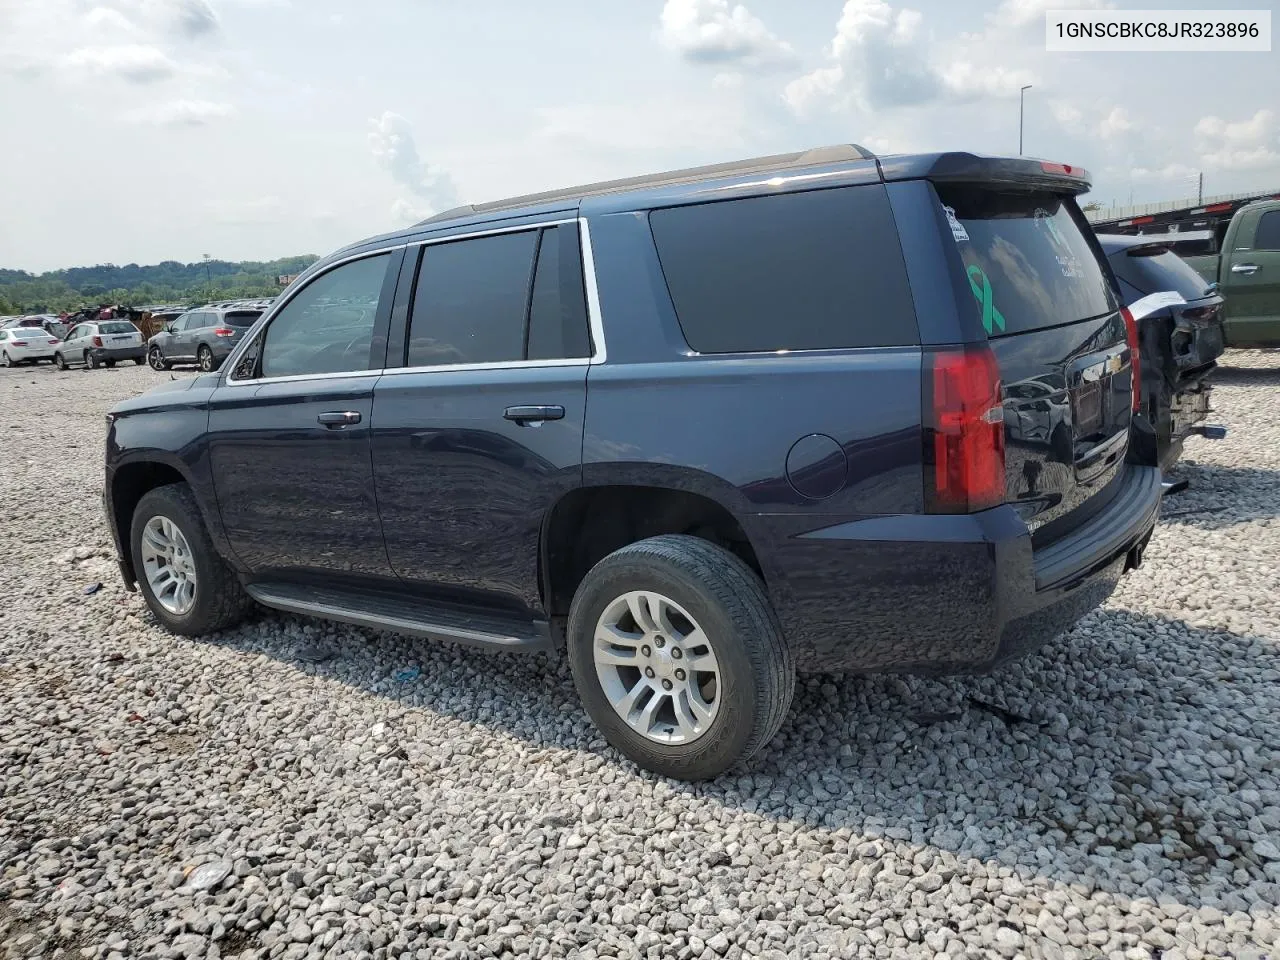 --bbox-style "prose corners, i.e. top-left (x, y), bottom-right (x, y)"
top-left (104, 146), bottom-right (1162, 779)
